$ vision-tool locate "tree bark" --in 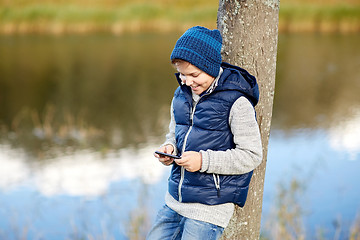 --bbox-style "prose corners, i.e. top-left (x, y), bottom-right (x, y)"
top-left (217, 0), bottom-right (279, 239)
